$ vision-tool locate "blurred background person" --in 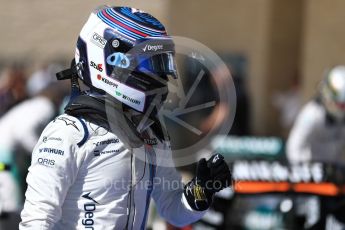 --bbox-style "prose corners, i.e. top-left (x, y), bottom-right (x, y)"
top-left (0, 80), bottom-right (69, 229)
top-left (0, 64), bottom-right (27, 116)
top-left (272, 73), bottom-right (302, 138)
top-left (287, 65), bottom-right (345, 229)
top-left (287, 66), bottom-right (345, 164)
top-left (26, 63), bottom-right (63, 97)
